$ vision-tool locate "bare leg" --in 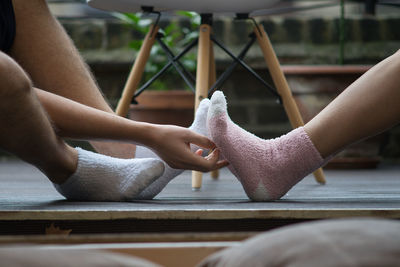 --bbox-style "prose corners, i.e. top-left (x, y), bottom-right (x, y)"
top-left (0, 52), bottom-right (77, 184)
top-left (0, 52), bottom-right (223, 201)
top-left (9, 0), bottom-right (135, 158)
top-left (305, 49), bottom-right (400, 158)
top-left (207, 50), bottom-right (400, 201)
top-left (0, 52), bottom-right (176, 201)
